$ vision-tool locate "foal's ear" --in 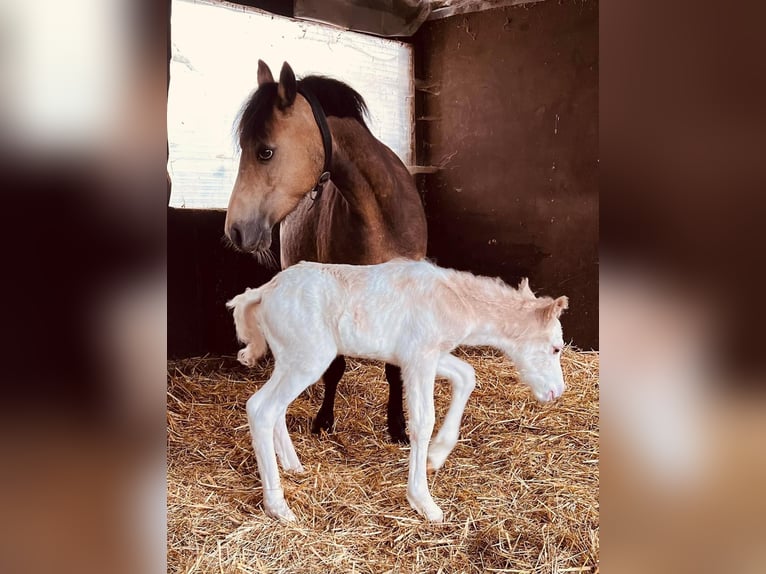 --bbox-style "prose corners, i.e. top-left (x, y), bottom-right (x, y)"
top-left (277, 61), bottom-right (297, 108)
top-left (518, 277), bottom-right (536, 300)
top-left (257, 60), bottom-right (274, 86)
top-left (539, 296), bottom-right (569, 323)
